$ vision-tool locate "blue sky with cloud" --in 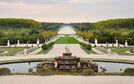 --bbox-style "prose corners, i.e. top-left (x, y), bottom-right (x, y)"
top-left (0, 0), bottom-right (134, 22)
